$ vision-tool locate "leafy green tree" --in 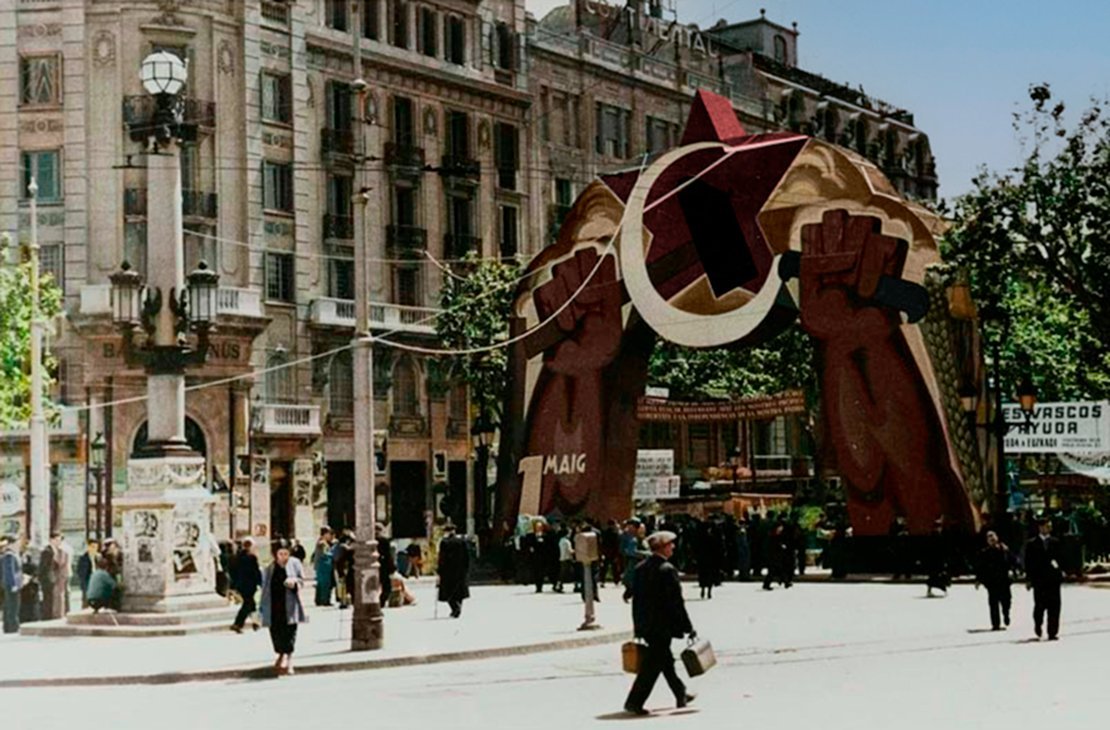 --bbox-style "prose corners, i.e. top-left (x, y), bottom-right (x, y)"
top-left (0, 234), bottom-right (63, 427)
top-left (435, 252), bottom-right (522, 424)
top-left (942, 85), bottom-right (1110, 399)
